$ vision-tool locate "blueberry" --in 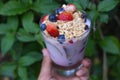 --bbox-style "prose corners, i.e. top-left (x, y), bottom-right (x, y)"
top-left (49, 13), bottom-right (57, 22)
top-left (58, 35), bottom-right (65, 44)
top-left (81, 13), bottom-right (87, 19)
top-left (84, 25), bottom-right (89, 30)
top-left (56, 8), bottom-right (65, 14)
top-left (40, 24), bottom-right (46, 31)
